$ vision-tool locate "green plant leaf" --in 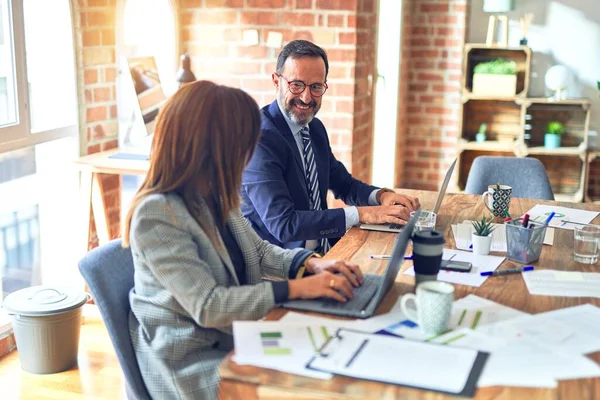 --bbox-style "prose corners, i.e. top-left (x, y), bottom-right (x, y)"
top-left (474, 59), bottom-right (518, 75)
top-left (547, 121), bottom-right (565, 135)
